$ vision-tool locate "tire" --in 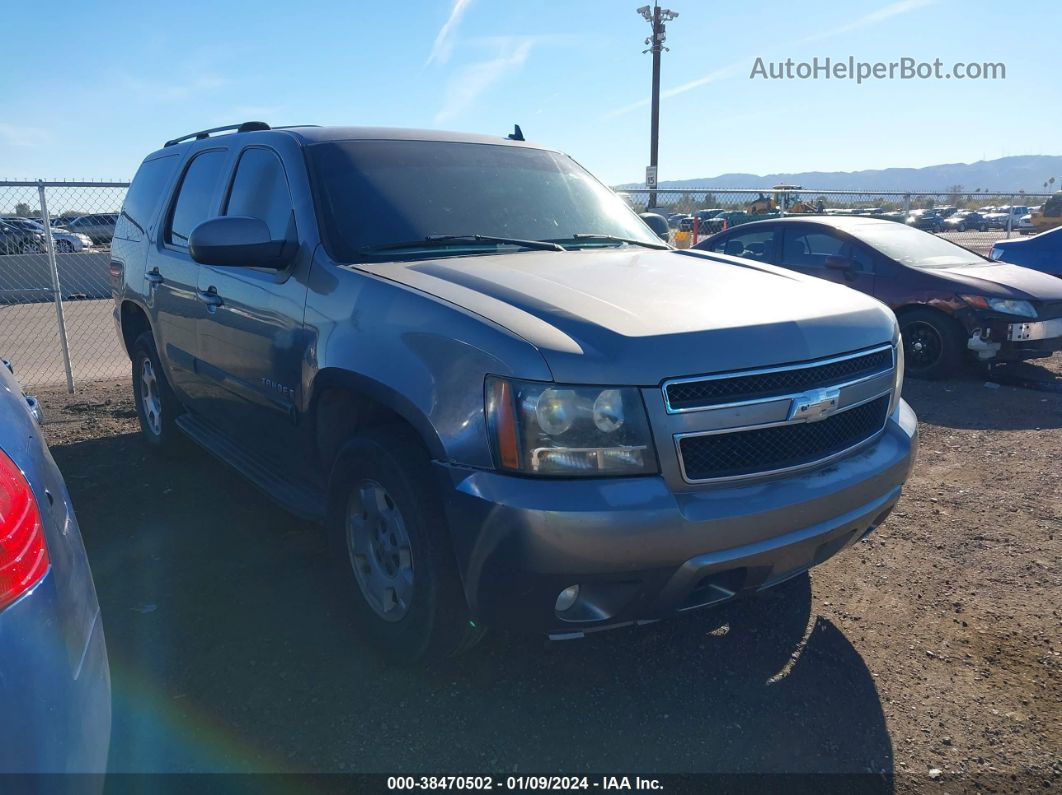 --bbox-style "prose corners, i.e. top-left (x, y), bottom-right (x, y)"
top-left (328, 426), bottom-right (483, 661)
top-left (130, 331), bottom-right (187, 454)
top-left (898, 308), bottom-right (963, 380)
top-left (57, 240), bottom-right (74, 253)
top-left (957, 223), bottom-right (966, 233)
